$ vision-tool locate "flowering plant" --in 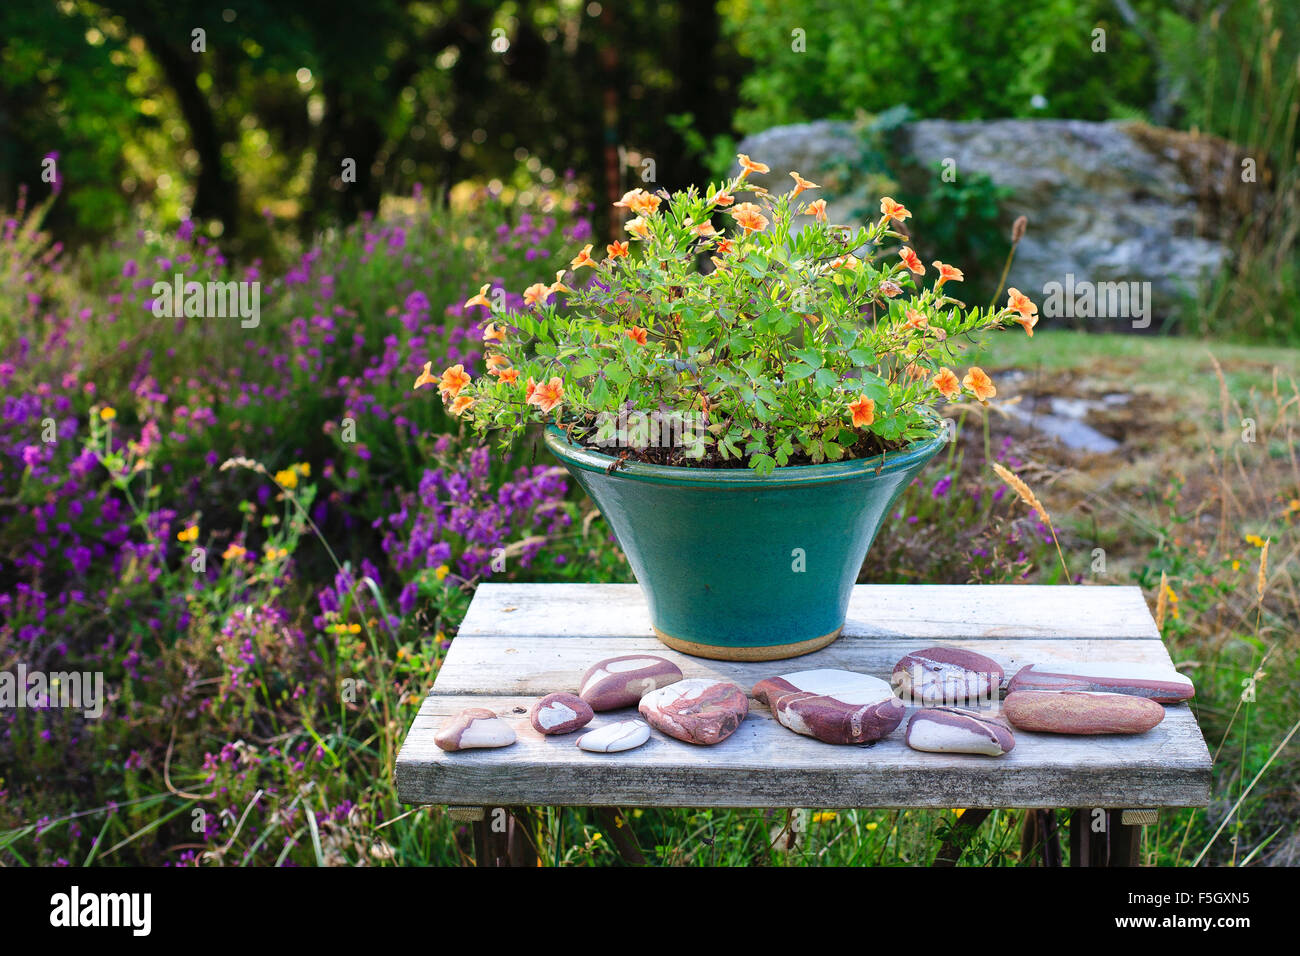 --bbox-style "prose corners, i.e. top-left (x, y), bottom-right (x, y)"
top-left (416, 154), bottom-right (1037, 474)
